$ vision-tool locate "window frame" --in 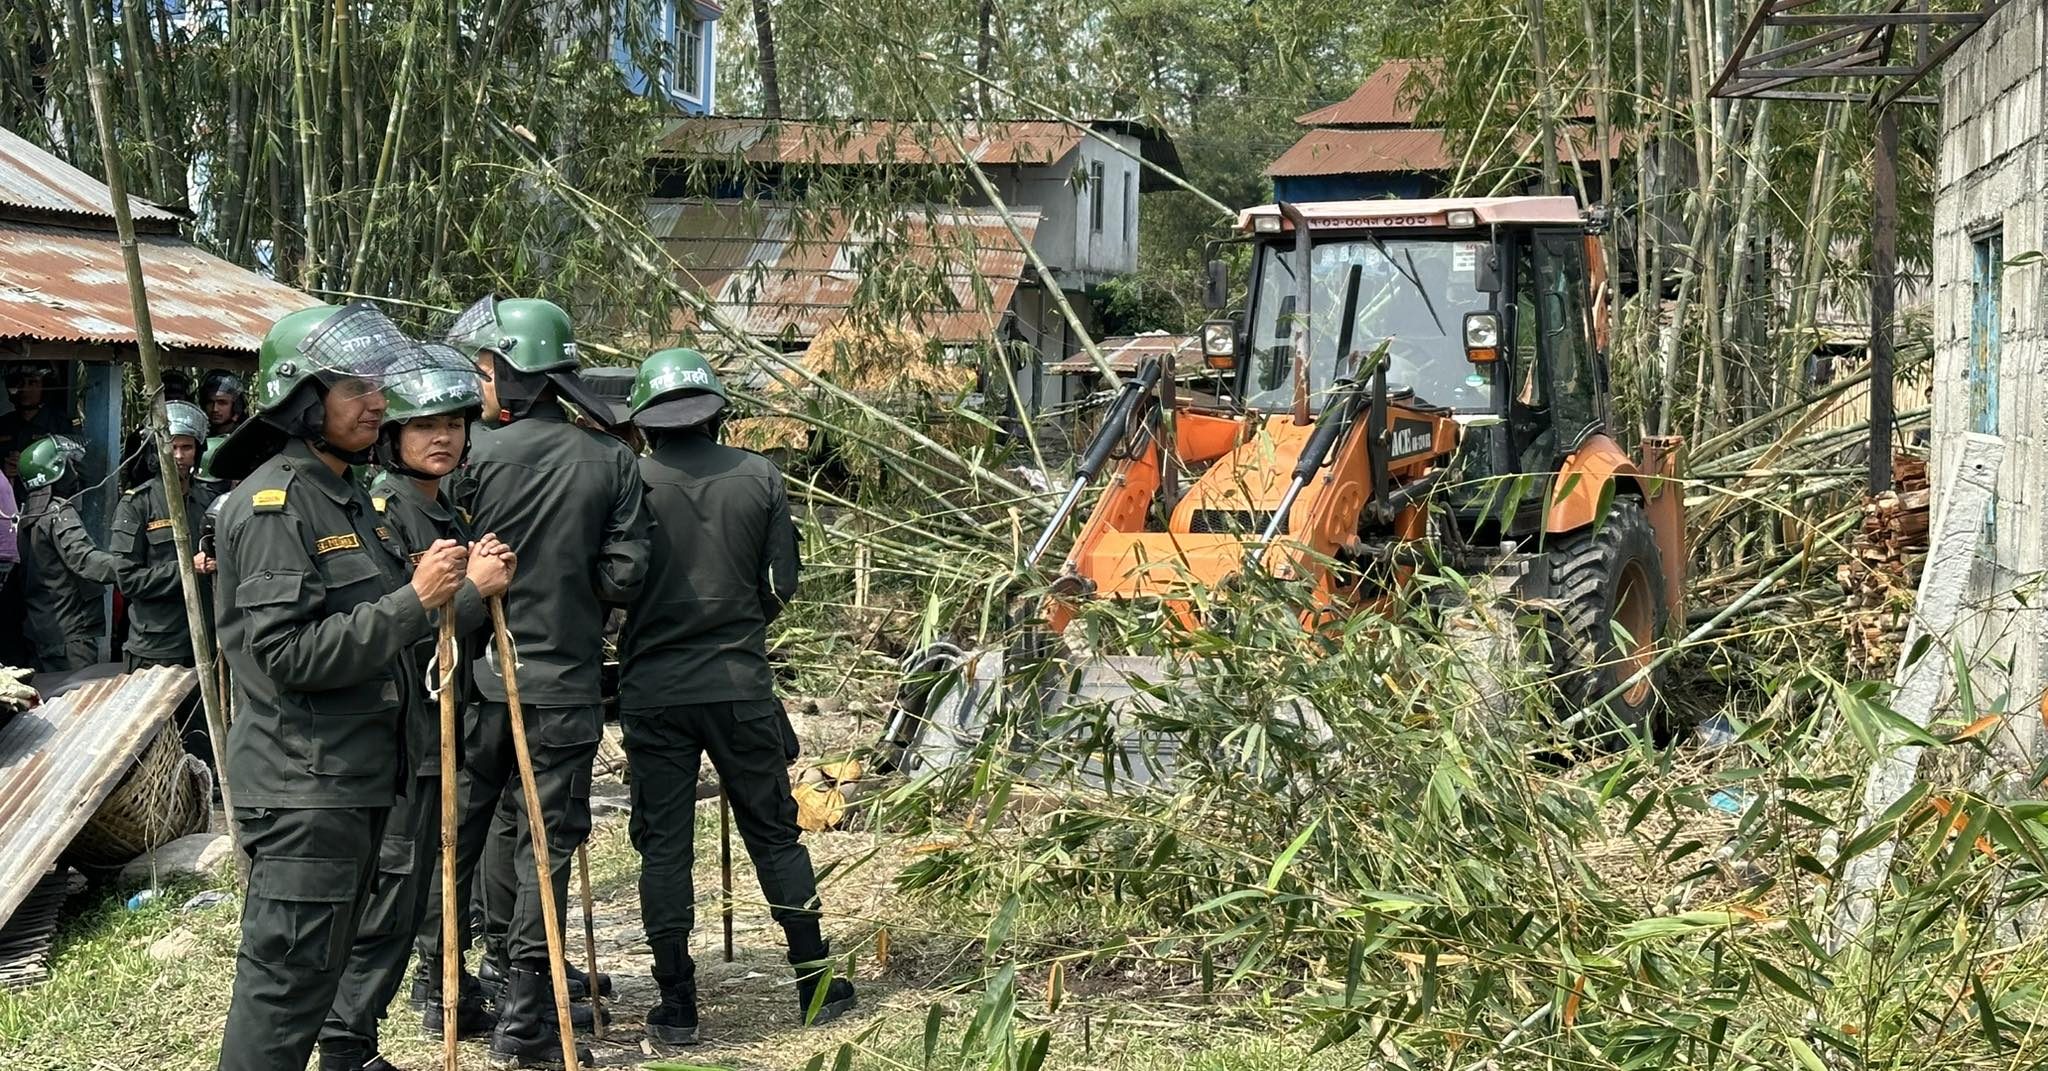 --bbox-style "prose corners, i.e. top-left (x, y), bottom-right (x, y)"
top-left (672, 8), bottom-right (705, 104)
top-left (1088, 160), bottom-right (1106, 235)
